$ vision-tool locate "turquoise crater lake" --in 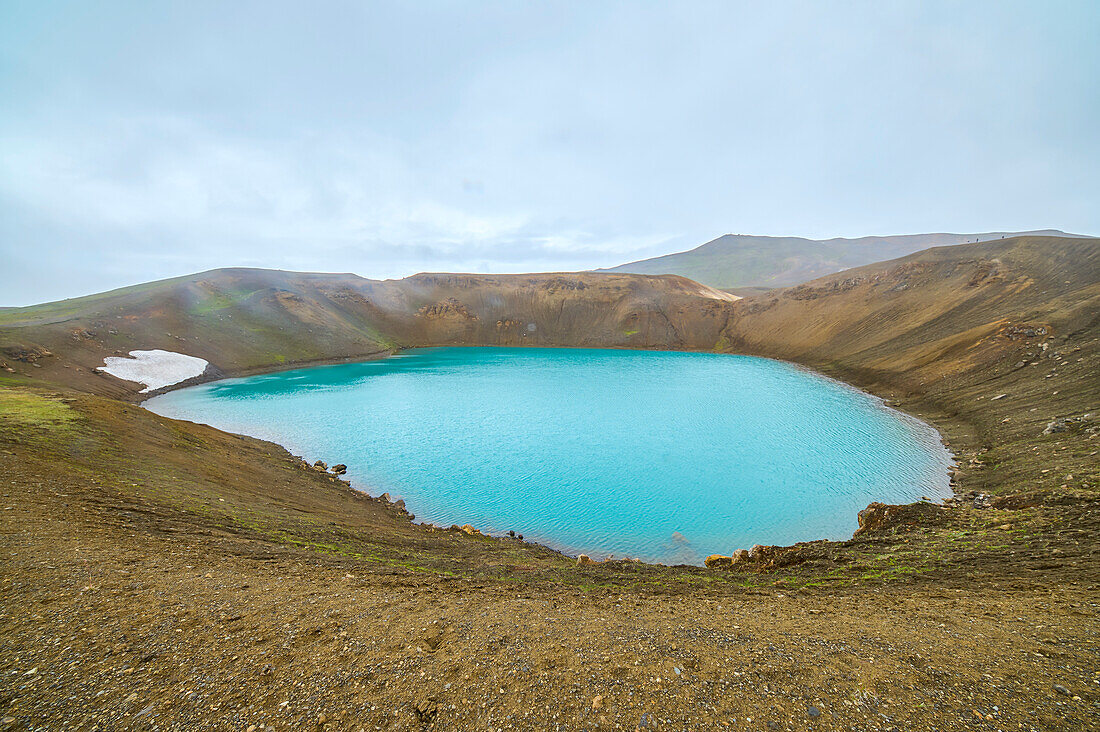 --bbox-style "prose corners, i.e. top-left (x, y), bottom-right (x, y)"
top-left (145, 347), bottom-right (953, 565)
